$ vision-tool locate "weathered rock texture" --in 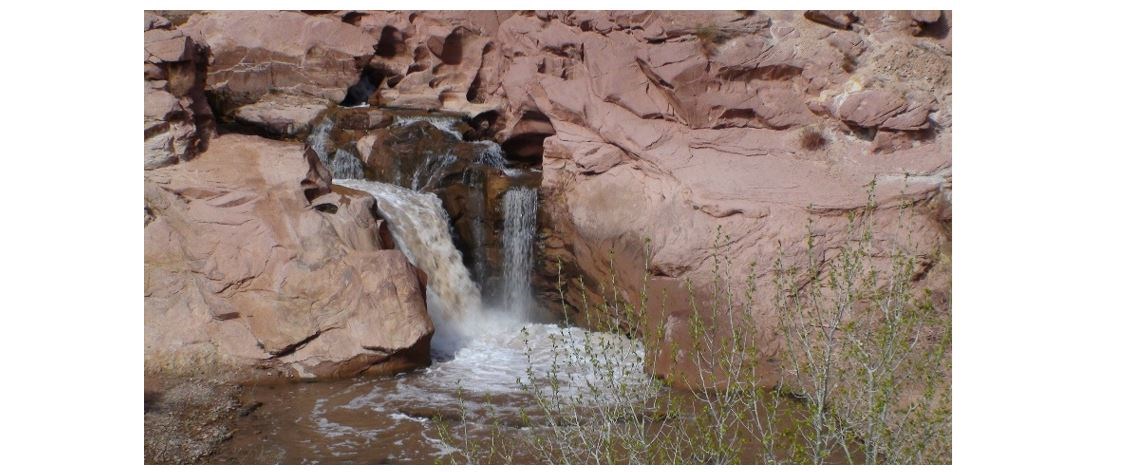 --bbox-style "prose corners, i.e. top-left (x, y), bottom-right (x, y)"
top-left (230, 93), bottom-right (331, 139)
top-left (144, 134), bottom-right (433, 379)
top-left (490, 11), bottom-right (951, 386)
top-left (144, 12), bottom-right (214, 169)
top-left (147, 10), bottom-right (952, 387)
